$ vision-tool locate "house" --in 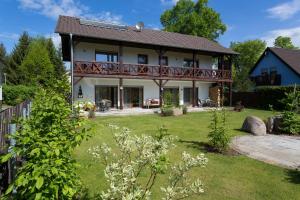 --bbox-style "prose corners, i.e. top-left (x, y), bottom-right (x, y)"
top-left (55, 16), bottom-right (237, 109)
top-left (250, 47), bottom-right (300, 86)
